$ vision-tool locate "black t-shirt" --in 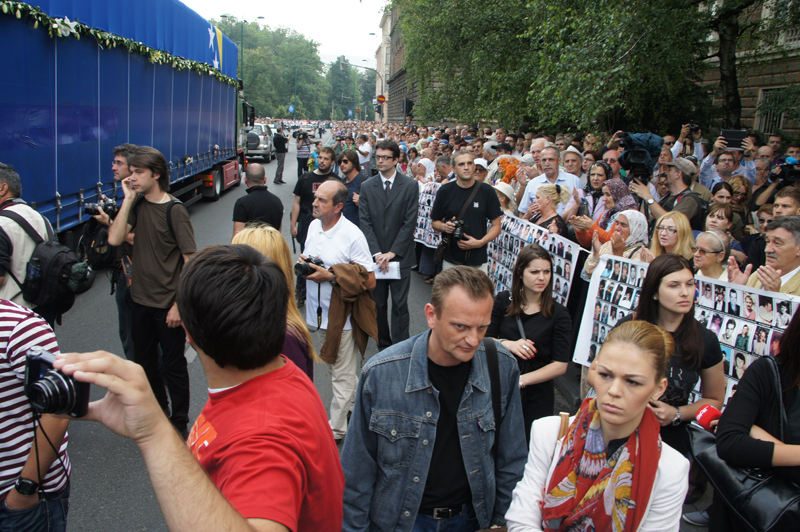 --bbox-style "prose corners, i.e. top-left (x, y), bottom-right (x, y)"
top-left (615, 314), bottom-right (723, 453)
top-left (430, 180), bottom-right (502, 266)
top-left (421, 358), bottom-right (472, 510)
top-left (342, 172), bottom-right (366, 228)
top-left (273, 133), bottom-right (288, 153)
top-left (232, 186), bottom-right (283, 230)
top-left (293, 171), bottom-right (336, 215)
top-left (486, 292), bottom-right (572, 376)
